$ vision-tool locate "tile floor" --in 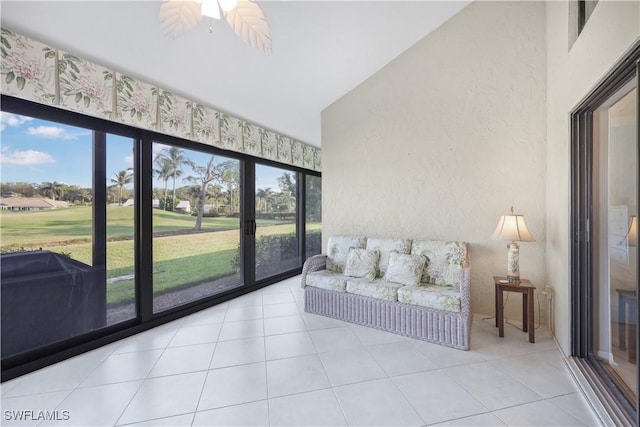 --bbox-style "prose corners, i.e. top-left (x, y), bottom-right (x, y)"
top-left (1, 276), bottom-right (602, 426)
